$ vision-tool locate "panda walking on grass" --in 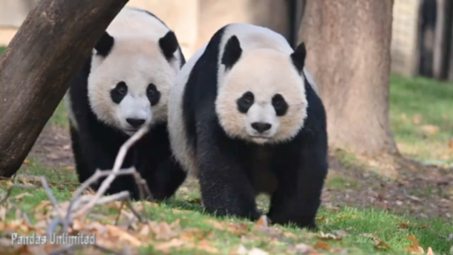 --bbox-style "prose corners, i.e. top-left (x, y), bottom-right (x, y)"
top-left (168, 23), bottom-right (328, 229)
top-left (65, 7), bottom-right (187, 201)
